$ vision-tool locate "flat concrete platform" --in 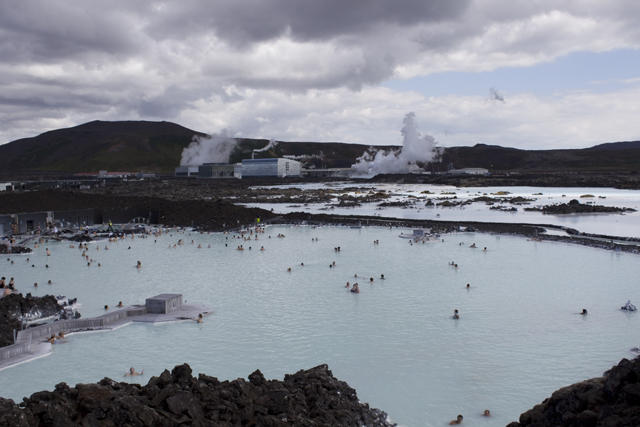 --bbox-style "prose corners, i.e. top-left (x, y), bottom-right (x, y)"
top-left (0, 303), bottom-right (213, 371)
